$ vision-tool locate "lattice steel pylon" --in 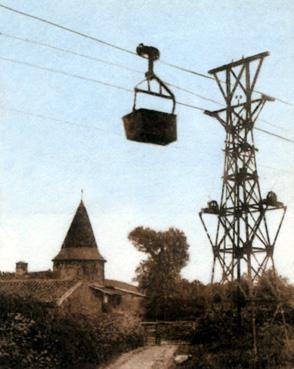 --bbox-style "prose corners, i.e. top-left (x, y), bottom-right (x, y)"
top-left (199, 51), bottom-right (286, 285)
